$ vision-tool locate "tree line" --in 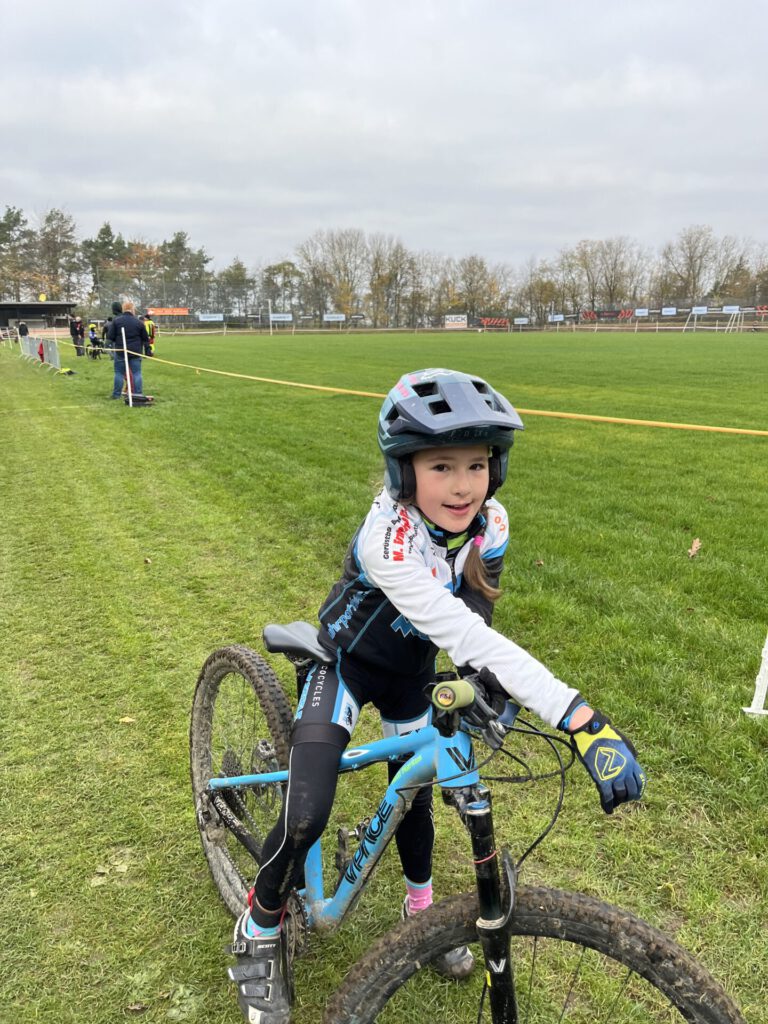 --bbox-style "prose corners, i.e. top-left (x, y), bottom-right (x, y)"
top-left (2, 206), bottom-right (767, 325)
